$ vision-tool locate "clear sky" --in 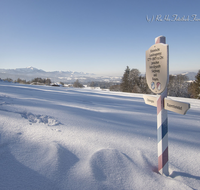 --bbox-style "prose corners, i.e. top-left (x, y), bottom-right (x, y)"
top-left (0, 0), bottom-right (200, 76)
